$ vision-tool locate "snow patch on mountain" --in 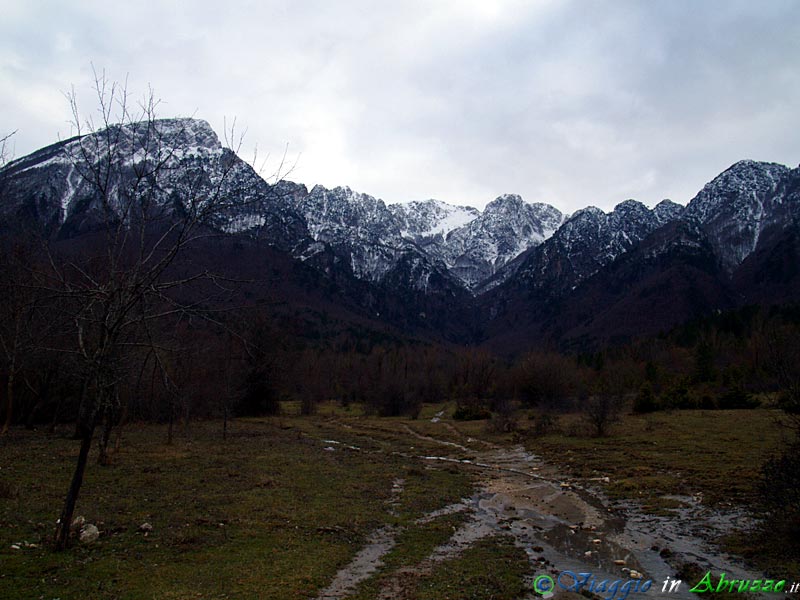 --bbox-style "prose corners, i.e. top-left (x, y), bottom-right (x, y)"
top-left (390, 199), bottom-right (479, 239)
